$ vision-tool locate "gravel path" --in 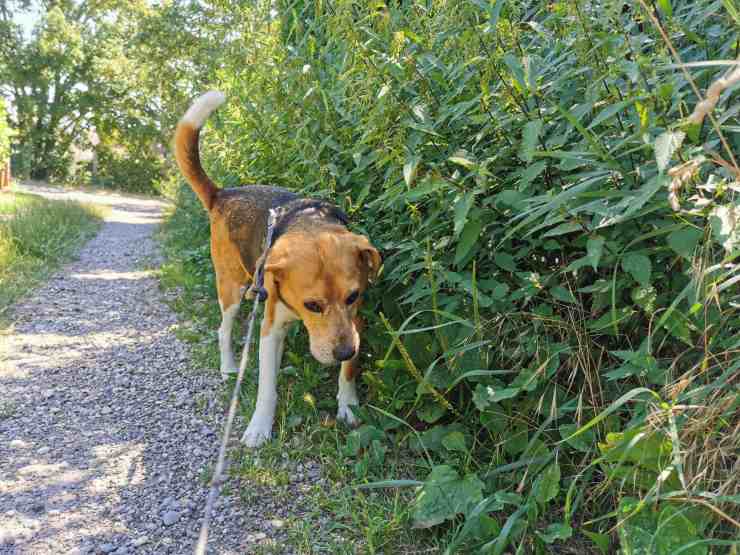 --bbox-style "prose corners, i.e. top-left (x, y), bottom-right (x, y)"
top-left (0, 185), bottom-right (297, 554)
